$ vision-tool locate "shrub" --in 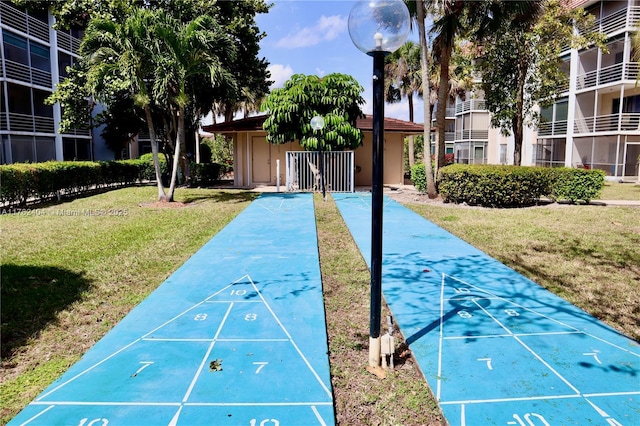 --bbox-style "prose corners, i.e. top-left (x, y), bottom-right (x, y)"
top-left (548, 167), bottom-right (605, 203)
top-left (0, 160), bottom-right (148, 206)
top-left (438, 164), bottom-right (551, 207)
top-left (410, 163), bottom-right (428, 193)
top-left (436, 164), bottom-right (606, 207)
